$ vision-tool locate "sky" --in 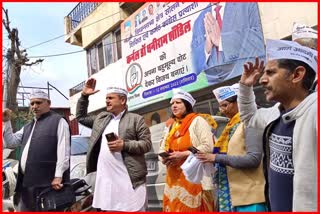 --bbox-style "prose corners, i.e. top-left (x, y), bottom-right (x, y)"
top-left (2, 3), bottom-right (88, 108)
